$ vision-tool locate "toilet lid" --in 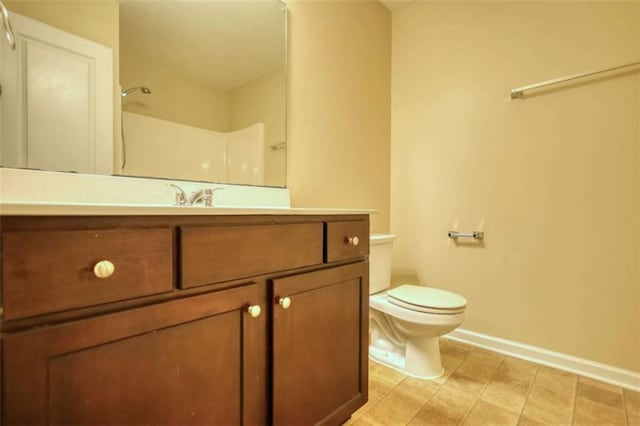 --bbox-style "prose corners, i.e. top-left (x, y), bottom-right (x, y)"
top-left (388, 285), bottom-right (467, 314)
